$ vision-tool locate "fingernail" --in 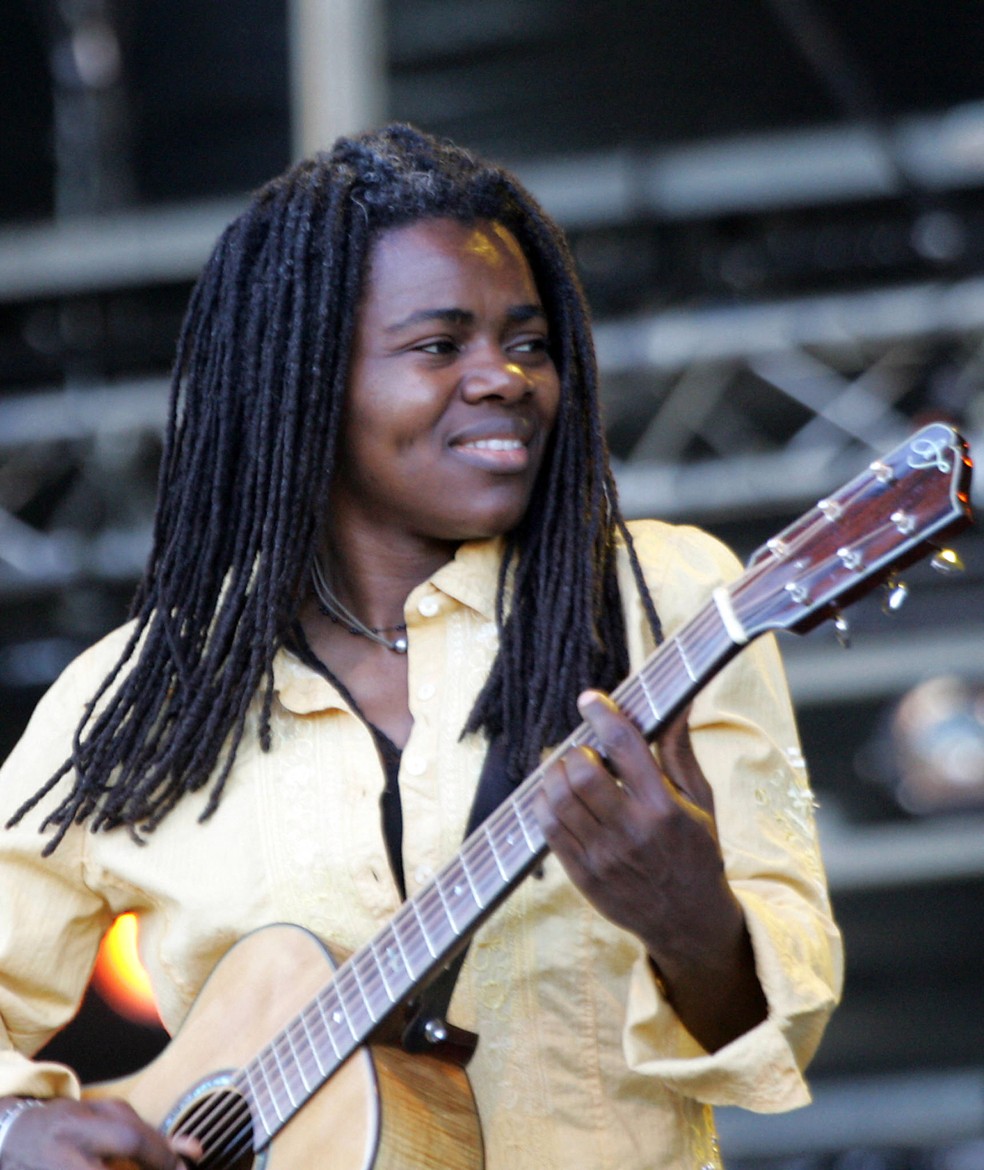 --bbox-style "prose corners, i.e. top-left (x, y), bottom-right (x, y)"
top-left (576, 688), bottom-right (601, 713)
